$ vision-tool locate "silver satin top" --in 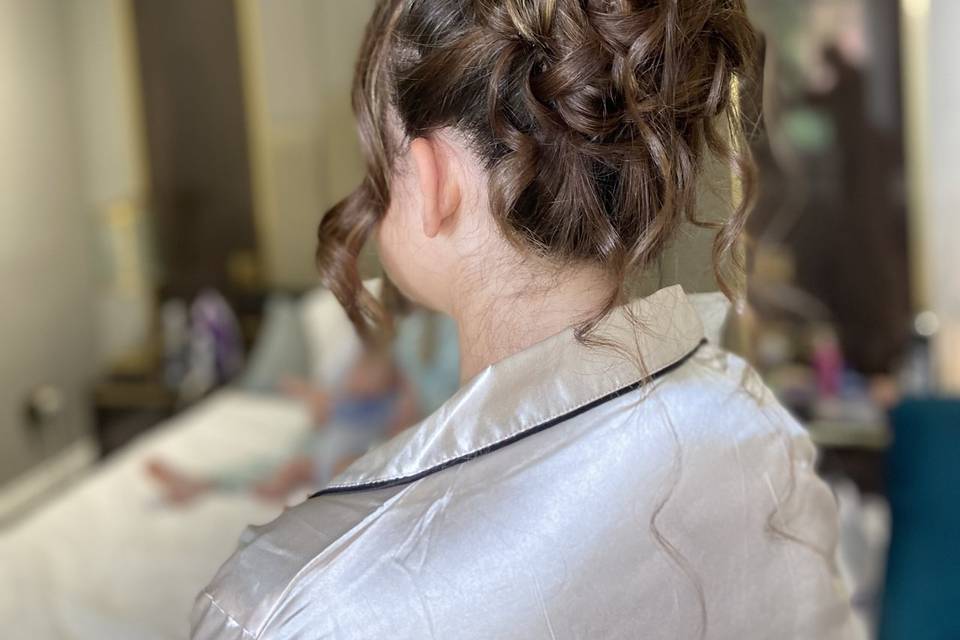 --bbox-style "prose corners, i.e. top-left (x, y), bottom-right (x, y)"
top-left (192, 286), bottom-right (860, 639)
